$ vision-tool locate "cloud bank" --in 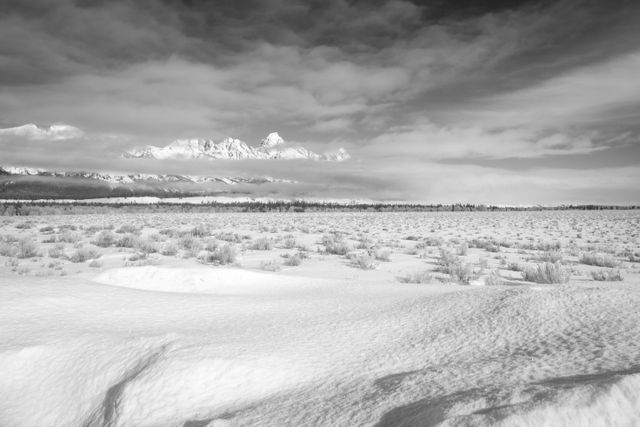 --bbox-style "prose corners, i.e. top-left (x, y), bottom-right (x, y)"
top-left (0, 0), bottom-right (639, 203)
